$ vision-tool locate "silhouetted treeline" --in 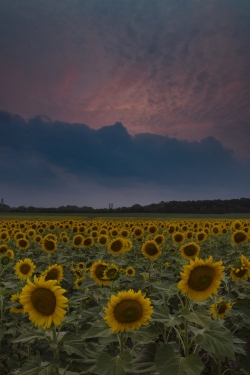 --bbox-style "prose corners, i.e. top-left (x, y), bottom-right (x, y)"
top-left (1, 198), bottom-right (250, 214)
